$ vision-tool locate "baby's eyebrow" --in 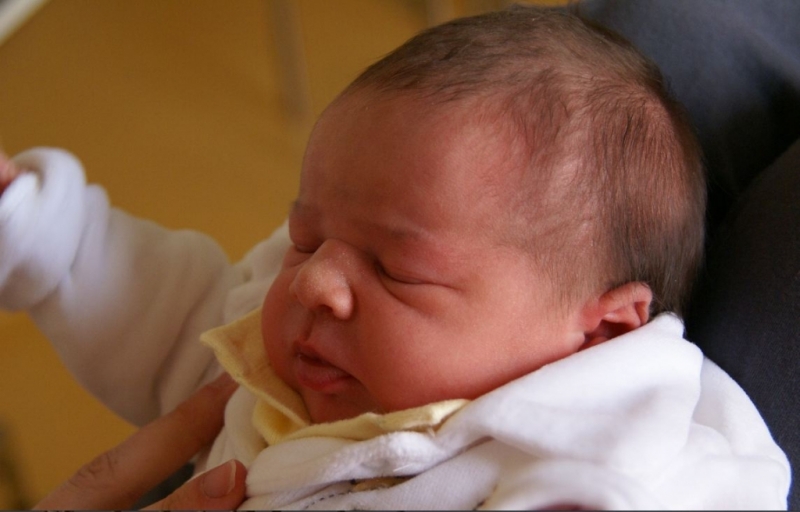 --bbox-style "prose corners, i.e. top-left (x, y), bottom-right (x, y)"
top-left (382, 223), bottom-right (428, 244)
top-left (290, 199), bottom-right (453, 276)
top-left (291, 199), bottom-right (428, 243)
